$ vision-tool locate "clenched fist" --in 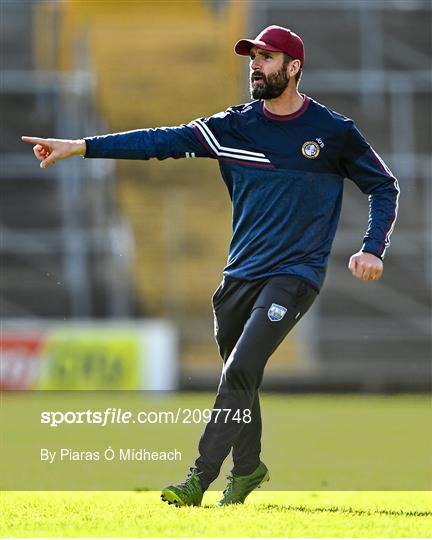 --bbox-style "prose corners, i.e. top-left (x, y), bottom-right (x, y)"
top-left (348, 251), bottom-right (383, 281)
top-left (21, 136), bottom-right (86, 169)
